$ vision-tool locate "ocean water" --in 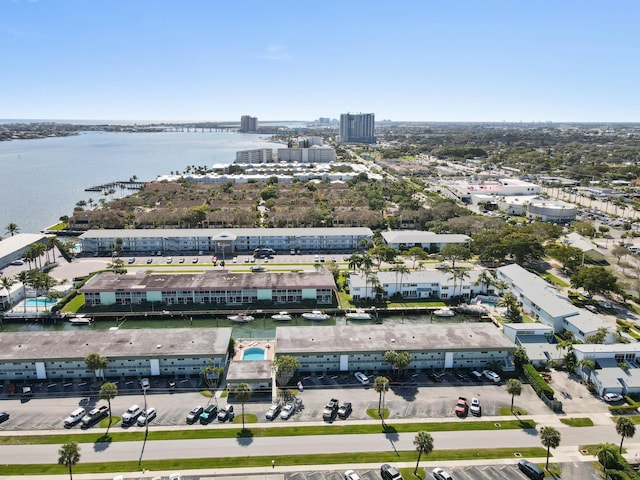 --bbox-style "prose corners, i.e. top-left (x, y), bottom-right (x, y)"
top-left (0, 130), bottom-right (280, 233)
